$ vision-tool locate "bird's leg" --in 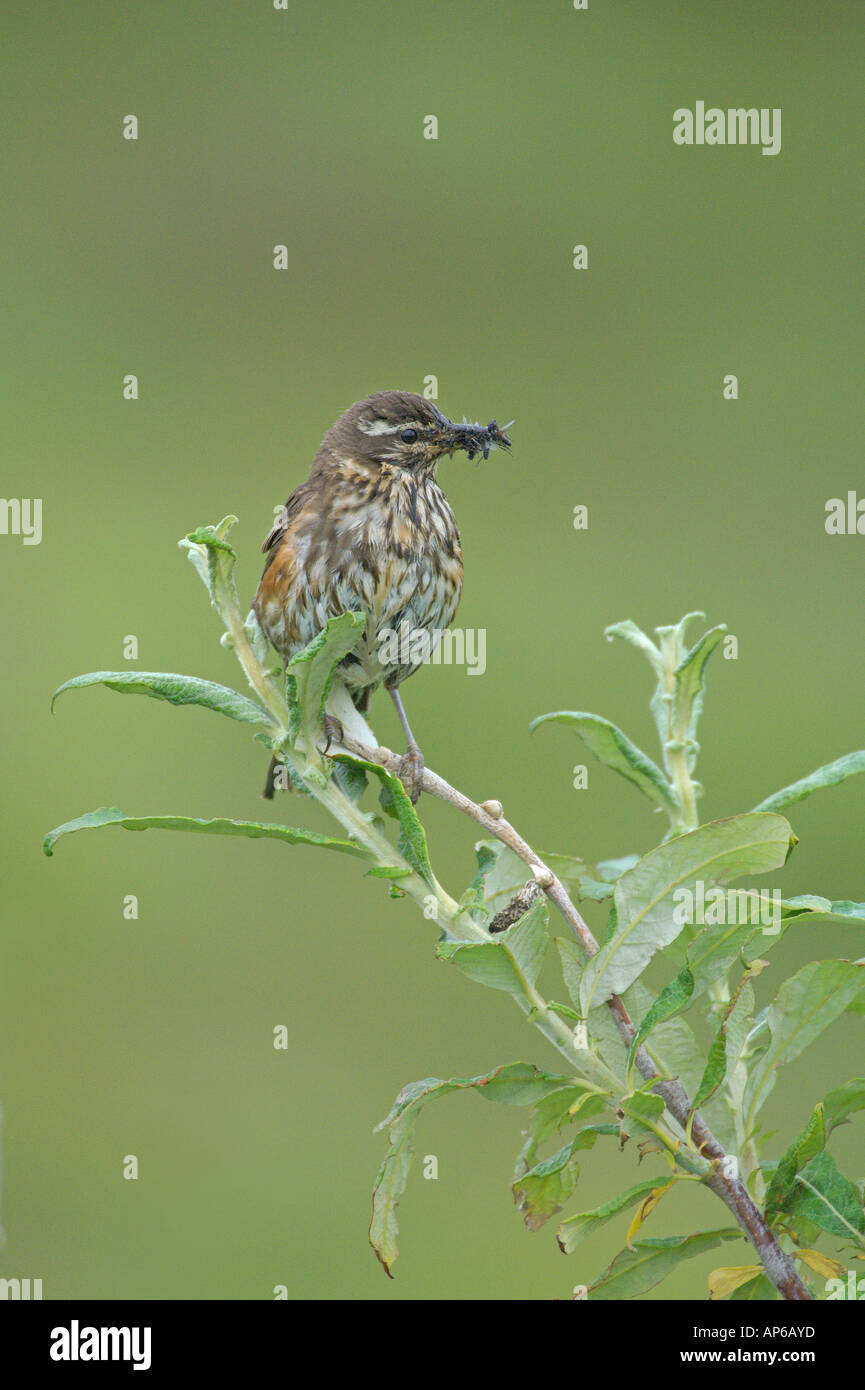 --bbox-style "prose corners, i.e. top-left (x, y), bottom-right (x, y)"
top-left (389, 686), bottom-right (424, 804)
